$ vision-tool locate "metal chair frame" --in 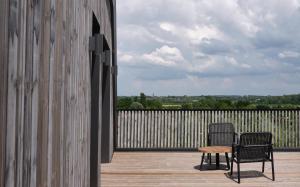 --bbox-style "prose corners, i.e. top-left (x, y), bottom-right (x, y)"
top-left (206, 123), bottom-right (236, 169)
top-left (230, 132), bottom-right (275, 183)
